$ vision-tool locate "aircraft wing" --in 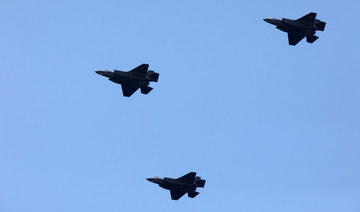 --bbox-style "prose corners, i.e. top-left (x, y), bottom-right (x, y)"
top-left (178, 172), bottom-right (196, 182)
top-left (170, 190), bottom-right (187, 200)
top-left (129, 64), bottom-right (149, 77)
top-left (288, 32), bottom-right (305, 46)
top-left (297, 12), bottom-right (317, 23)
top-left (121, 84), bottom-right (139, 97)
